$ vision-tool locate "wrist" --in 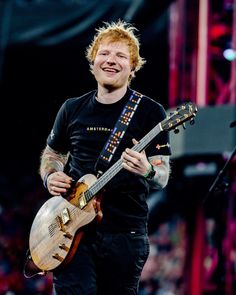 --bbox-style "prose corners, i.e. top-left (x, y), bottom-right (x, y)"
top-left (43, 172), bottom-right (54, 189)
top-left (143, 163), bottom-right (156, 180)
